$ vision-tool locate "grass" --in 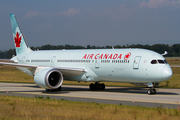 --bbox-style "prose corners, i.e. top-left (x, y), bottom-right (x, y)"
top-left (0, 95), bottom-right (180, 120)
top-left (166, 58), bottom-right (180, 65)
top-left (0, 58), bottom-right (179, 88)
